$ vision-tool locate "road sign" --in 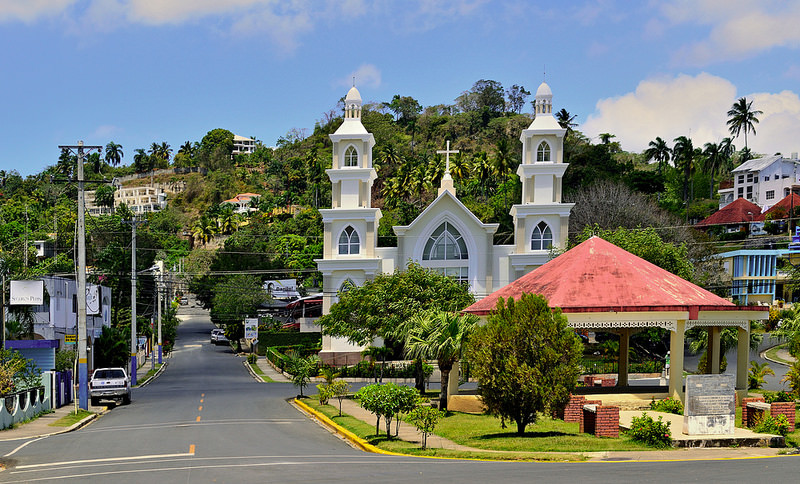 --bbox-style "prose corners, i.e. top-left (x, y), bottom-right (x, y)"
top-left (244, 318), bottom-right (258, 340)
top-left (65, 334), bottom-right (77, 344)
